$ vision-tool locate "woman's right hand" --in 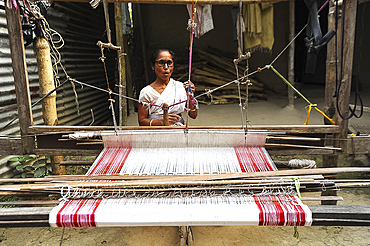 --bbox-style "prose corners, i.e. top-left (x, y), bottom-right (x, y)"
top-left (168, 114), bottom-right (181, 125)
